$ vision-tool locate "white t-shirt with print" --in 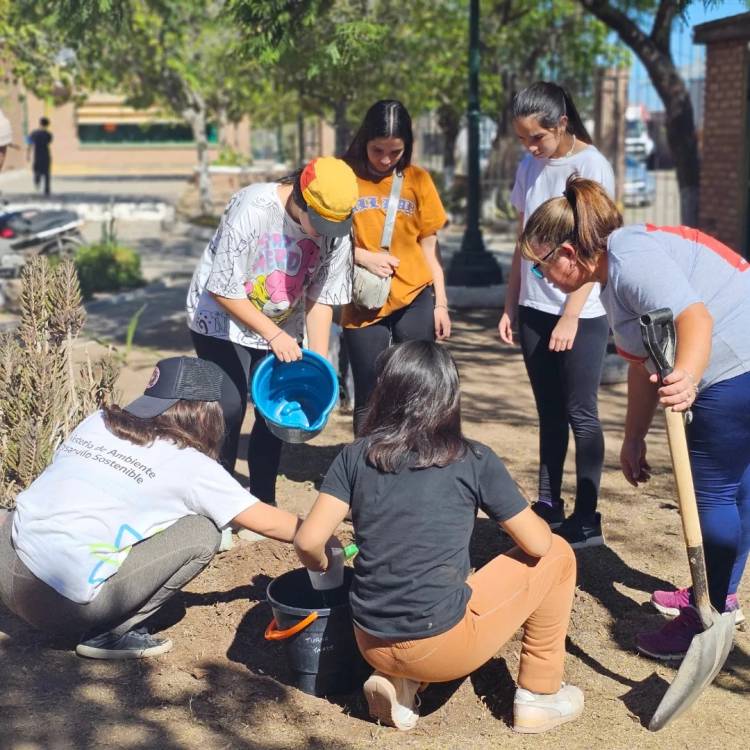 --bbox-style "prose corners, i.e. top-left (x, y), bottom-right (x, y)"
top-left (186, 182), bottom-right (353, 348)
top-left (12, 412), bottom-right (257, 604)
top-left (511, 146), bottom-right (615, 318)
